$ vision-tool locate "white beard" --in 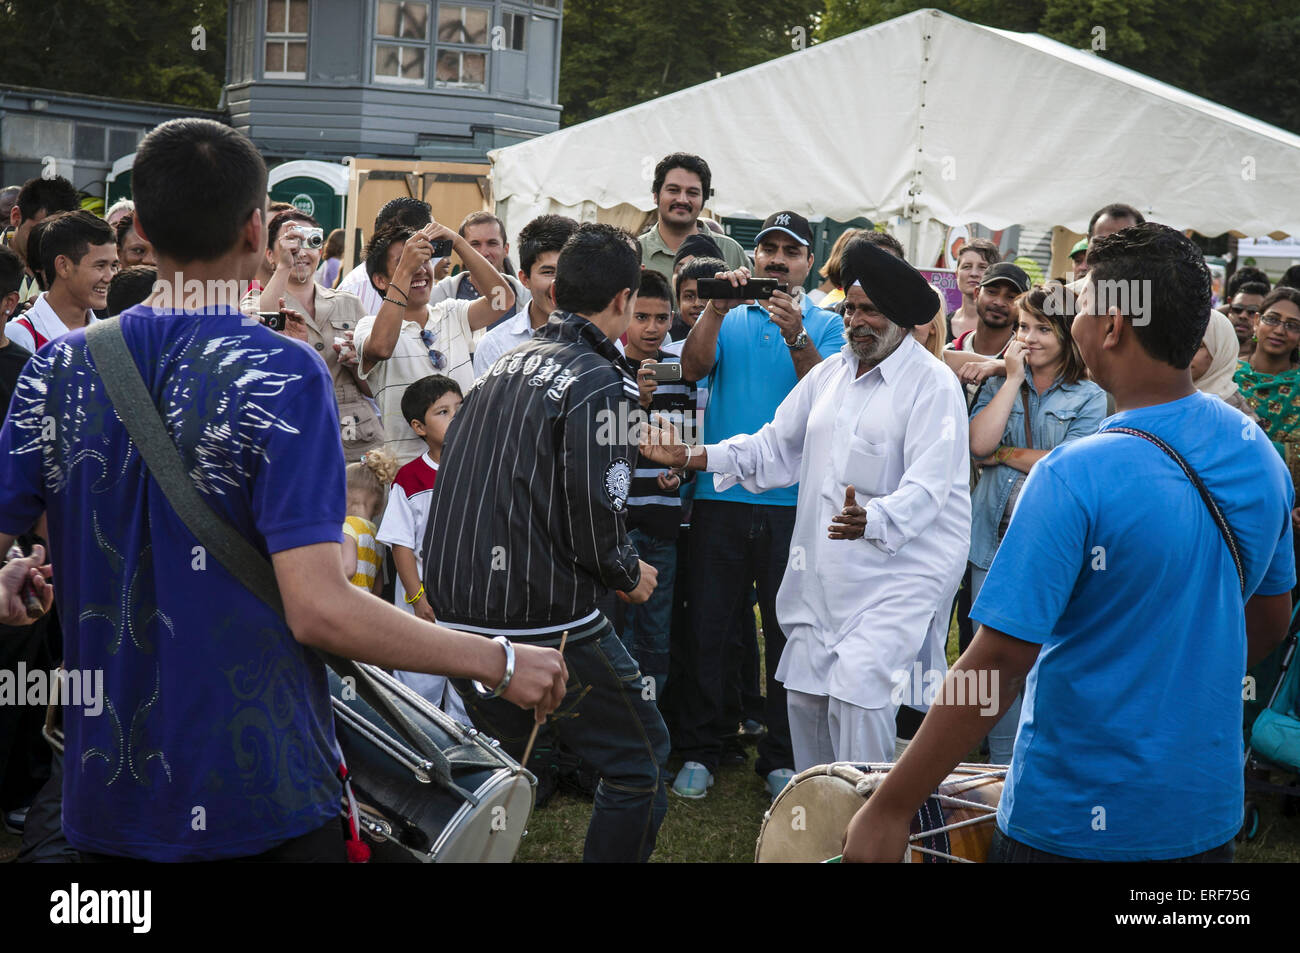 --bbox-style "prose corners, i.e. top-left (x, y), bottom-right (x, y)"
top-left (848, 320), bottom-right (907, 365)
